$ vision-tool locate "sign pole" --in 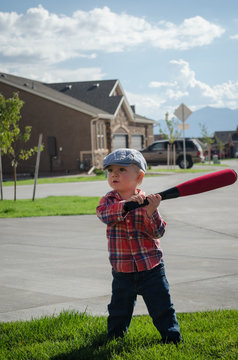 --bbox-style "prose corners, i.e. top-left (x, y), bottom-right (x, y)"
top-left (182, 105), bottom-right (187, 170)
top-left (174, 103), bottom-right (192, 171)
